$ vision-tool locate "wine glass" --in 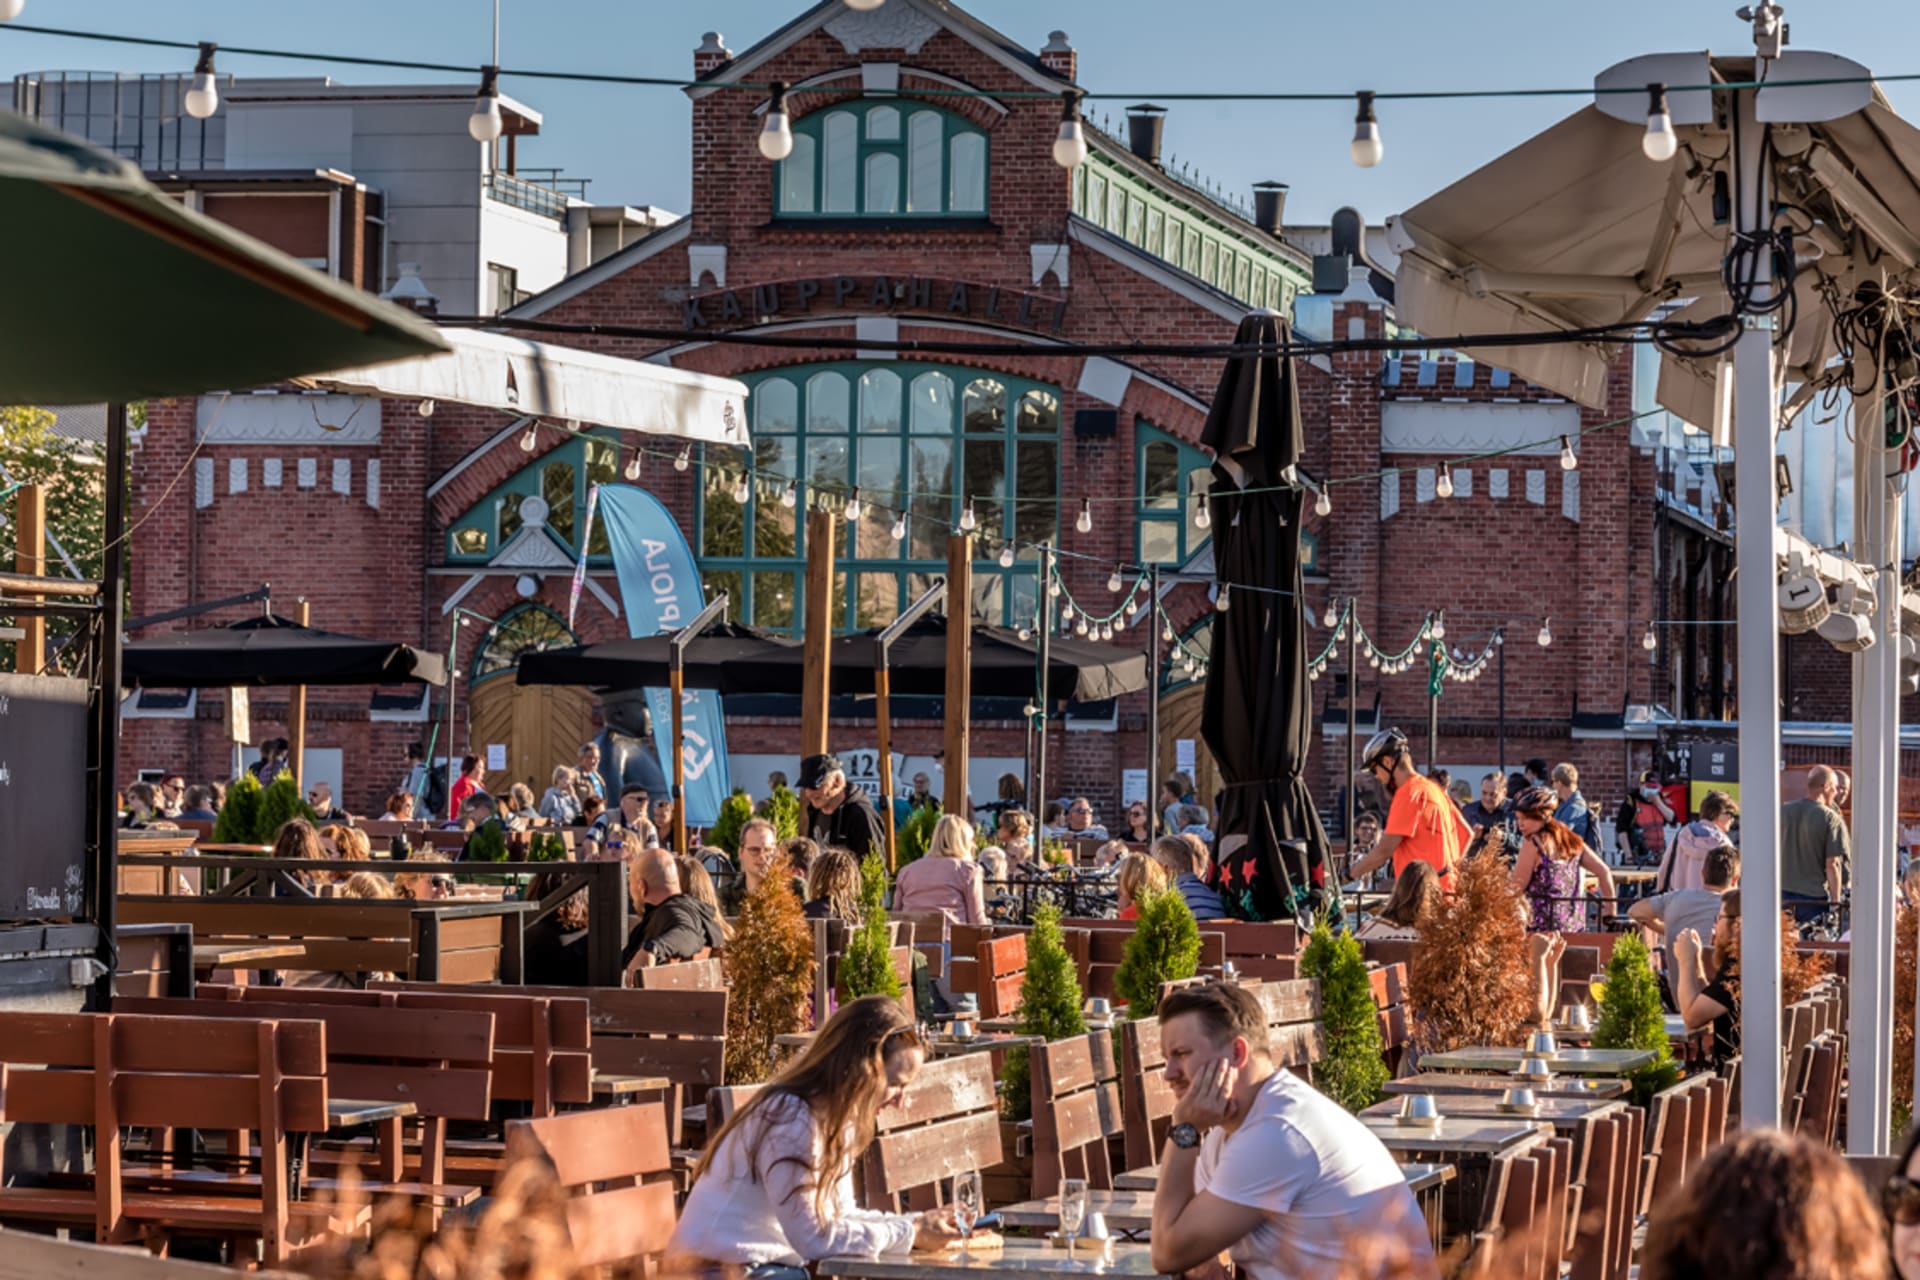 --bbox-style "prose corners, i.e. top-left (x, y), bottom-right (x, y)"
top-left (952, 1171), bottom-right (982, 1259)
top-left (1590, 979), bottom-right (1609, 1006)
top-left (1059, 1177), bottom-right (1089, 1261)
